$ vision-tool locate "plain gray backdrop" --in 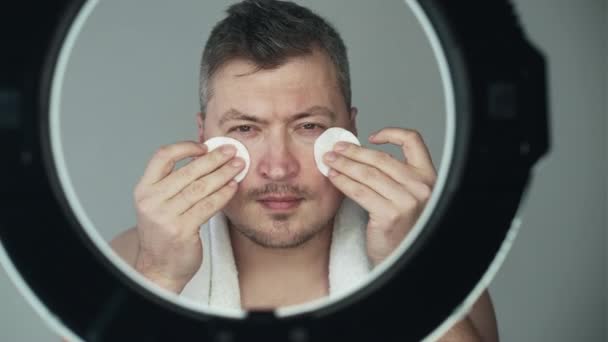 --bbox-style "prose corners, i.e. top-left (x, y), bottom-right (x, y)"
top-left (0, 0), bottom-right (605, 341)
